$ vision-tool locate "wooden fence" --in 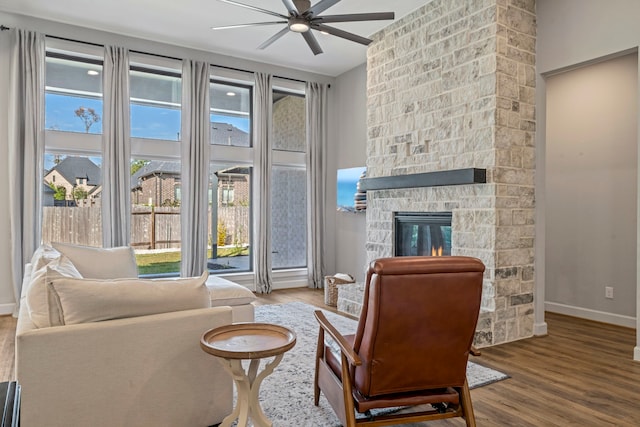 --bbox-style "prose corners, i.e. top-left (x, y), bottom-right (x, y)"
top-left (42, 205), bottom-right (249, 249)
